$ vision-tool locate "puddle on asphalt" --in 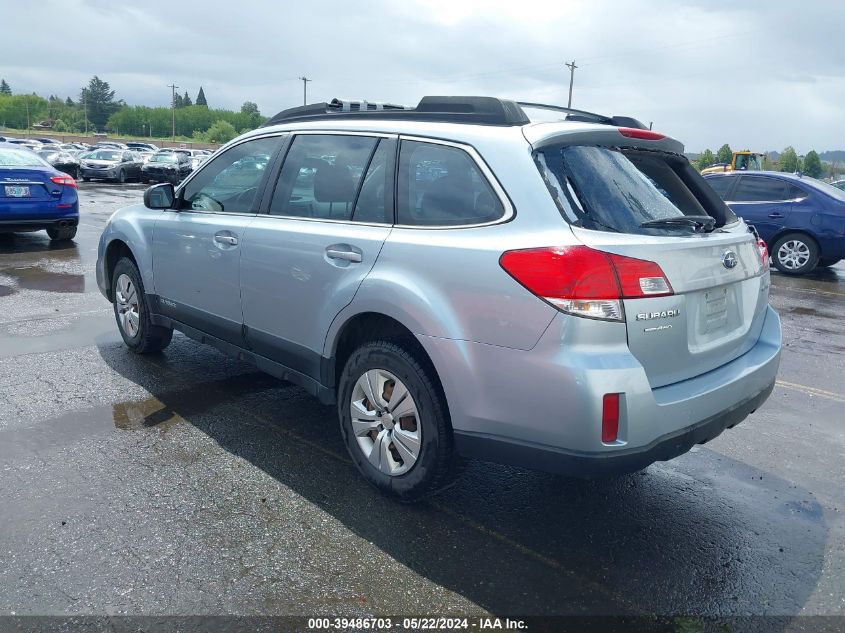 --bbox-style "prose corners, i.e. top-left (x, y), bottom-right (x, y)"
top-left (113, 398), bottom-right (184, 432)
top-left (0, 265), bottom-right (85, 294)
top-left (0, 284), bottom-right (13, 297)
